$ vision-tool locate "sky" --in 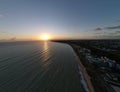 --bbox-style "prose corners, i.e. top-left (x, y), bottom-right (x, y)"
top-left (0, 0), bottom-right (120, 41)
